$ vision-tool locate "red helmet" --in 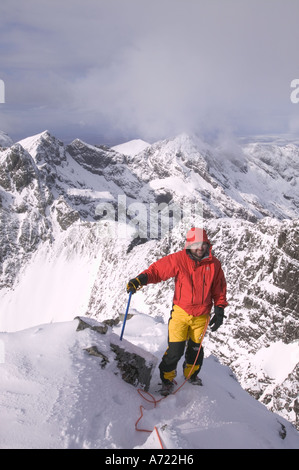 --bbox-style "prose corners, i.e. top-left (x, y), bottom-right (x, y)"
top-left (184, 227), bottom-right (210, 249)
